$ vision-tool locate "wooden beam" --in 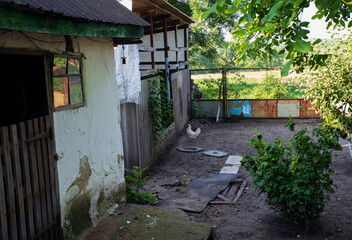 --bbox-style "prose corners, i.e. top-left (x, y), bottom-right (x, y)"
top-left (138, 45), bottom-right (155, 52)
top-left (152, 14), bottom-right (171, 21)
top-left (151, 19), bottom-right (180, 29)
top-left (113, 38), bottom-right (143, 46)
top-left (144, 24), bottom-right (187, 35)
top-left (0, 6), bottom-right (144, 38)
top-left (149, 15), bottom-right (155, 69)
